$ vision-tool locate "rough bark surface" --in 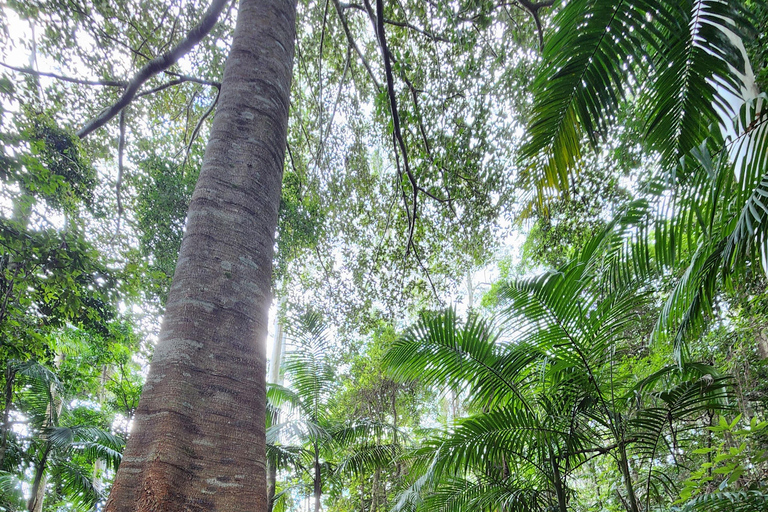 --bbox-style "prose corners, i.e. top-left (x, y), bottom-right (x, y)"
top-left (104, 0), bottom-right (296, 510)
